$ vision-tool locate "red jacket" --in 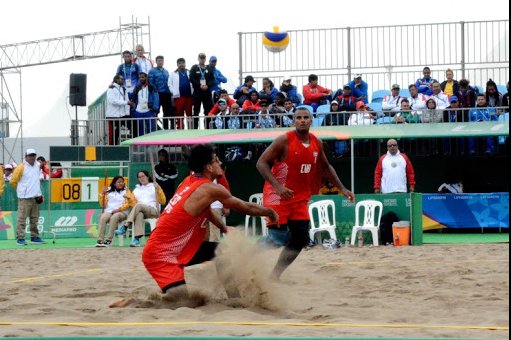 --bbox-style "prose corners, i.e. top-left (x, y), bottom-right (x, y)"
top-left (208, 97), bottom-right (236, 116)
top-left (303, 83), bottom-right (331, 105)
